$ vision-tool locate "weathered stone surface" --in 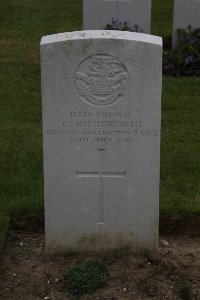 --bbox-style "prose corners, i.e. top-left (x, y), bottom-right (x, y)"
top-left (41, 30), bottom-right (162, 252)
top-left (173, 0), bottom-right (200, 47)
top-left (83, 0), bottom-right (152, 33)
